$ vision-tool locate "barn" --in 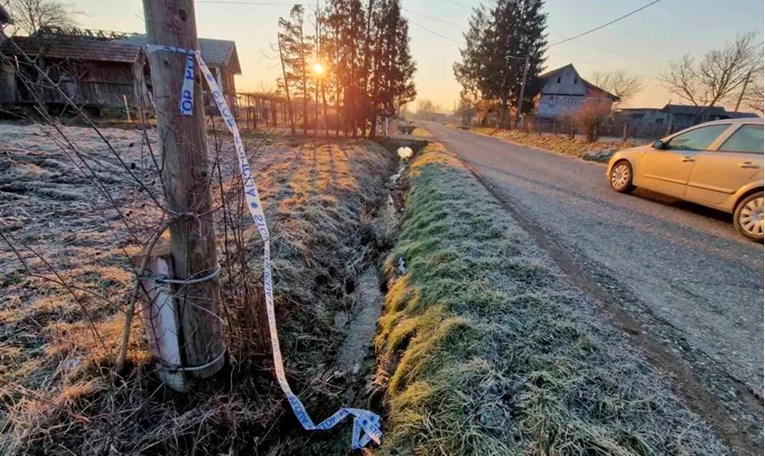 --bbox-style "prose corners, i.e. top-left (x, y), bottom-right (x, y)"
top-left (112, 35), bottom-right (241, 110)
top-left (0, 27), bottom-right (241, 115)
top-left (0, 30), bottom-right (150, 115)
